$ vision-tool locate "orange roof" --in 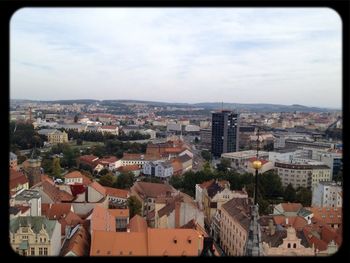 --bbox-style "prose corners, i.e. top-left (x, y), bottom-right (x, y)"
top-left (147, 228), bottom-right (202, 256)
top-left (91, 206), bottom-right (116, 232)
top-left (90, 228), bottom-right (203, 256)
top-left (108, 209), bottom-right (129, 218)
top-left (131, 182), bottom-right (176, 198)
top-left (42, 181), bottom-right (74, 202)
top-left (280, 203), bottom-right (303, 213)
top-left (90, 231), bottom-right (147, 256)
top-left (59, 211), bottom-right (83, 235)
top-left (103, 186), bottom-right (129, 199)
top-left (309, 207), bottom-right (342, 225)
top-left (89, 181), bottom-right (106, 196)
top-left (65, 170), bottom-right (83, 178)
top-left (164, 147), bottom-right (184, 153)
top-left (117, 165), bottom-right (140, 172)
top-left (9, 169), bottom-right (28, 190)
top-left (41, 174), bottom-right (54, 185)
top-left (129, 214), bottom-right (147, 232)
top-left (198, 179), bottom-right (215, 189)
top-left (41, 203), bottom-right (72, 220)
top-left (60, 225), bottom-right (90, 256)
top-left (98, 156), bottom-right (118, 164)
top-left (78, 155), bottom-right (99, 166)
top-left (273, 215), bottom-right (308, 230)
